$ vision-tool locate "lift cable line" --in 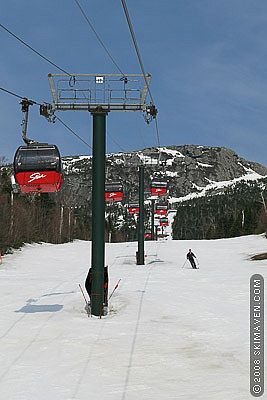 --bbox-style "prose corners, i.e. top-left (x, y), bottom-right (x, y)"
top-left (107, 132), bottom-right (128, 153)
top-left (0, 86), bottom-right (40, 105)
top-left (74, 0), bottom-right (125, 75)
top-left (120, 0), bottom-right (160, 147)
top-left (55, 116), bottom-right (92, 150)
top-left (0, 22), bottom-right (70, 76)
top-left (0, 22), bottom-right (88, 101)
